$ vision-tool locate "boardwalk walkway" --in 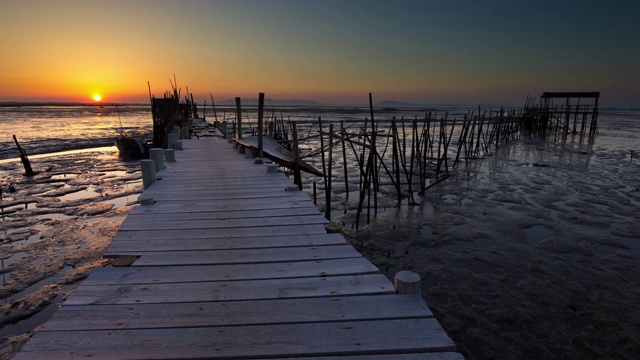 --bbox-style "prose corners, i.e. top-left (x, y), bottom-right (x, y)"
top-left (15, 136), bottom-right (463, 359)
